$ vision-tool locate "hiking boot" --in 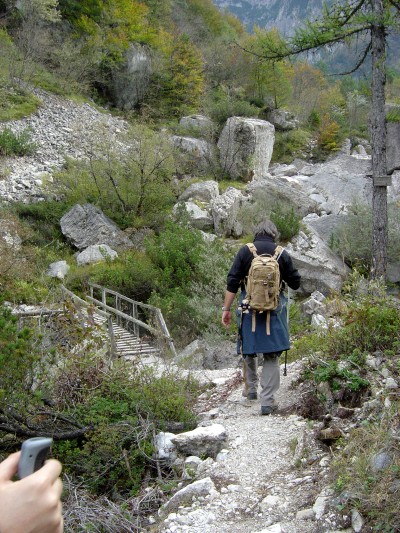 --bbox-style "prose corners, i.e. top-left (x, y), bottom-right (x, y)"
top-left (261, 404), bottom-right (278, 415)
top-left (247, 392), bottom-right (258, 400)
